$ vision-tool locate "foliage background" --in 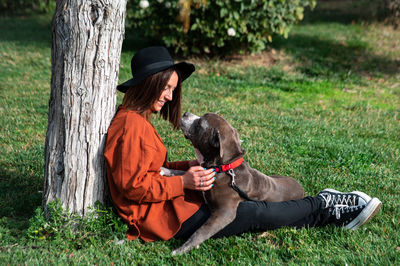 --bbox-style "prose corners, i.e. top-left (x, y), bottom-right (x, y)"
top-left (127, 0), bottom-right (316, 55)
